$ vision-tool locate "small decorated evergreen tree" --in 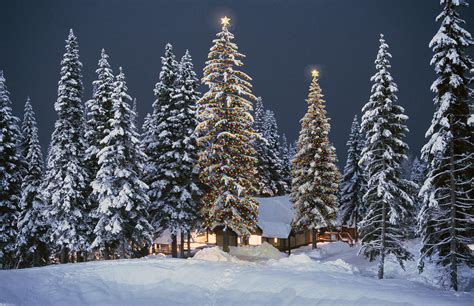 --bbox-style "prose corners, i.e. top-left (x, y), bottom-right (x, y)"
top-left (291, 69), bottom-right (340, 249)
